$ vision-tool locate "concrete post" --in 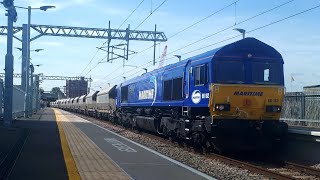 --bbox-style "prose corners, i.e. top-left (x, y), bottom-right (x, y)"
top-left (29, 65), bottom-right (34, 115)
top-left (21, 24), bottom-right (29, 117)
top-left (34, 75), bottom-right (40, 110)
top-left (3, 7), bottom-right (15, 126)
